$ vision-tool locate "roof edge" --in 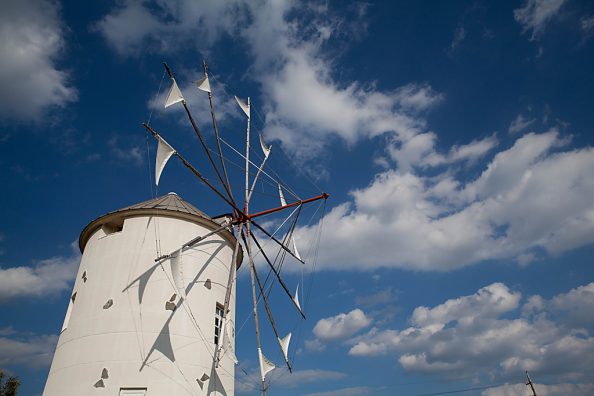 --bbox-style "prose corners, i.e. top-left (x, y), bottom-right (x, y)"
top-left (78, 207), bottom-right (242, 268)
